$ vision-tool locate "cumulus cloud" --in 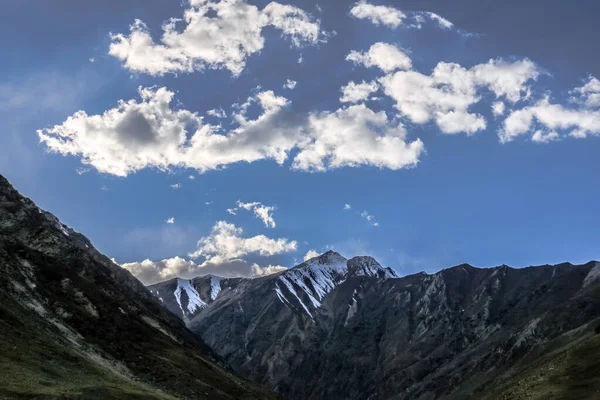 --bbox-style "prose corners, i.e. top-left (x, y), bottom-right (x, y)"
top-left (235, 200), bottom-right (277, 228)
top-left (349, 1), bottom-right (406, 28)
top-left (188, 220), bottom-right (296, 260)
top-left (492, 101), bottom-right (506, 117)
top-left (251, 263), bottom-right (287, 276)
top-left (170, 183), bottom-right (182, 189)
top-left (39, 86), bottom-right (425, 176)
top-left (121, 220), bottom-right (296, 284)
top-left (121, 256), bottom-right (286, 285)
top-left (531, 130), bottom-right (559, 143)
top-left (292, 104), bottom-right (424, 171)
top-left (109, 0), bottom-right (322, 76)
top-left (569, 75), bottom-right (600, 109)
top-left (340, 80), bottom-right (379, 103)
top-left (303, 249), bottom-right (320, 261)
top-left (166, 217), bottom-right (175, 224)
top-left (283, 79), bottom-right (297, 90)
top-left (501, 97), bottom-right (600, 142)
top-left (346, 42), bottom-right (411, 72)
top-left (343, 204), bottom-right (352, 210)
top-left (379, 58), bottom-right (539, 134)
